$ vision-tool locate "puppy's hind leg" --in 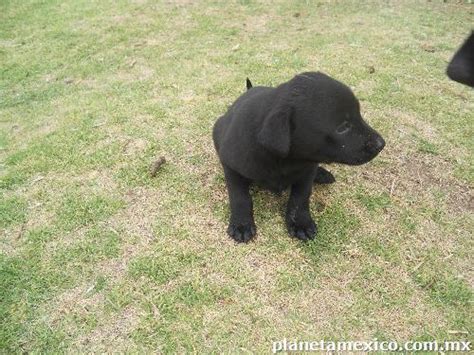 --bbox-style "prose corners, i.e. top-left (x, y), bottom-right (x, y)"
top-left (314, 166), bottom-right (335, 184)
top-left (286, 173), bottom-right (317, 241)
top-left (223, 165), bottom-right (256, 243)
